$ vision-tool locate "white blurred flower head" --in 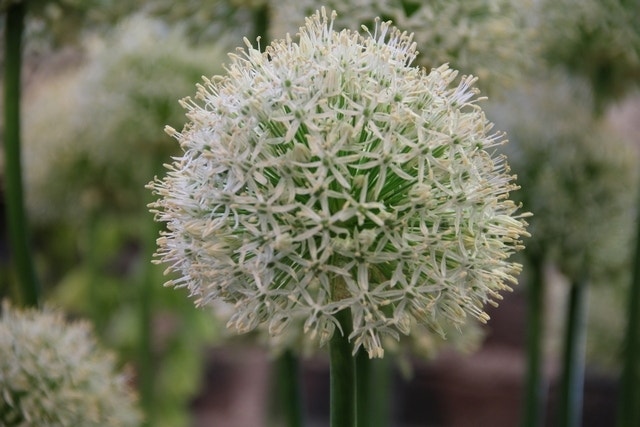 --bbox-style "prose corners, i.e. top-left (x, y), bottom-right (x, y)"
top-left (488, 73), bottom-right (639, 282)
top-left (0, 302), bottom-right (142, 427)
top-left (269, 0), bottom-right (535, 95)
top-left (22, 14), bottom-right (229, 223)
top-left (149, 9), bottom-right (528, 358)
